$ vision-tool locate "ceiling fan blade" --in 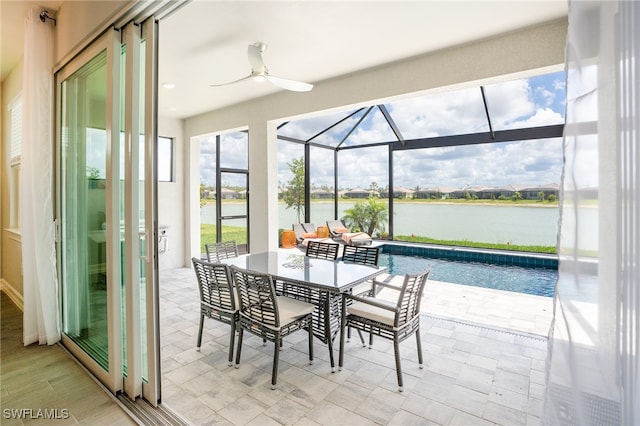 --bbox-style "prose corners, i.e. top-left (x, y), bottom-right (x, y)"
top-left (266, 75), bottom-right (313, 92)
top-left (210, 74), bottom-right (253, 87)
top-left (247, 43), bottom-right (266, 74)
